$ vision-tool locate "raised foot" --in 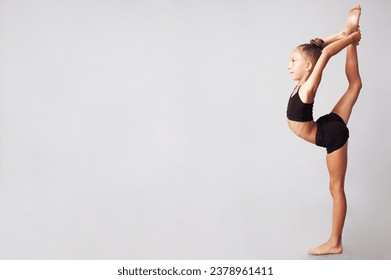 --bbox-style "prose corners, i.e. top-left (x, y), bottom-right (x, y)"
top-left (308, 241), bottom-right (343, 256)
top-left (343, 5), bottom-right (361, 36)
